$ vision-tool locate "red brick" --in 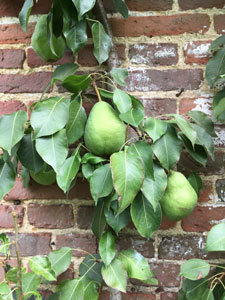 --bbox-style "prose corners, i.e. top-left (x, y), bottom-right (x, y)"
top-left (179, 0), bottom-right (225, 10)
top-left (0, 0), bottom-right (52, 17)
top-left (160, 292), bottom-right (178, 300)
top-left (142, 98), bottom-right (177, 117)
top-left (199, 181), bottom-right (213, 202)
top-left (0, 72), bottom-right (52, 93)
top-left (179, 97), bottom-right (212, 115)
top-left (101, 291), bottom-right (110, 300)
top-left (214, 14), bottom-right (225, 34)
top-left (160, 216), bottom-right (177, 230)
top-left (28, 204), bottom-right (74, 229)
top-left (184, 41), bottom-right (211, 64)
top-left (77, 206), bottom-right (94, 229)
top-left (27, 48), bottom-right (74, 68)
top-left (126, 69), bottom-right (203, 92)
top-left (0, 205), bottom-right (24, 228)
top-left (56, 233), bottom-right (96, 257)
top-left (0, 101), bottom-right (27, 118)
top-left (182, 206), bottom-right (225, 232)
top-left (0, 49), bottom-right (25, 68)
top-left (4, 177), bottom-right (91, 201)
top-left (0, 23), bottom-right (35, 44)
top-left (126, 0), bottom-right (173, 11)
top-left (122, 292), bottom-right (155, 299)
top-left (119, 235), bottom-right (154, 258)
top-left (110, 14), bottom-right (210, 37)
top-left (57, 263), bottom-right (74, 283)
top-left (151, 263), bottom-right (180, 287)
top-left (129, 43), bottom-right (178, 66)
